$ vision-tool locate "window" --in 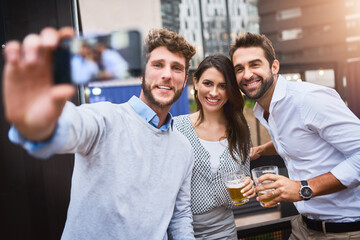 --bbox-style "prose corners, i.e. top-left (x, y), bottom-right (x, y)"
top-left (279, 28), bottom-right (303, 41)
top-left (346, 20), bottom-right (358, 29)
top-left (345, 0), bottom-right (356, 7)
top-left (346, 35), bottom-right (360, 42)
top-left (347, 43), bottom-right (359, 52)
top-left (305, 69), bottom-right (335, 88)
top-left (283, 73), bottom-right (302, 82)
top-left (276, 8), bottom-right (302, 21)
